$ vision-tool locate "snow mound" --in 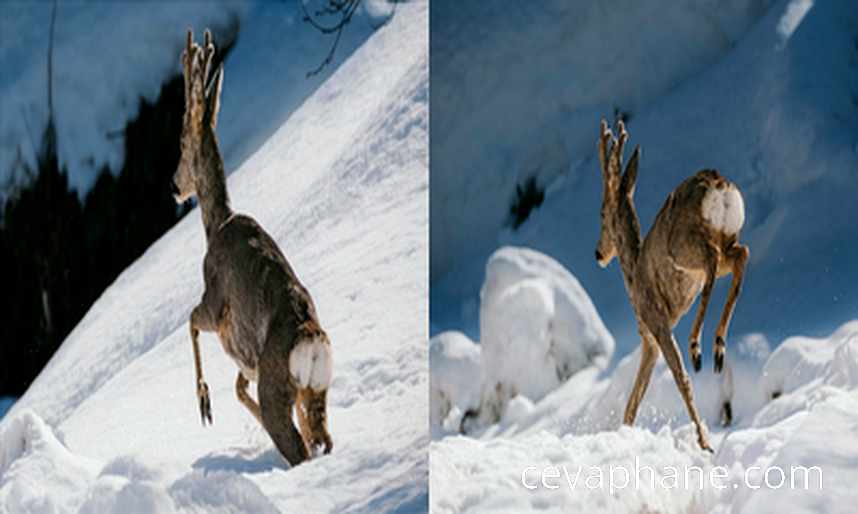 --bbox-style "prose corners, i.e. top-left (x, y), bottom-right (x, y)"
top-left (429, 331), bottom-right (481, 436)
top-left (761, 320), bottom-right (858, 400)
top-left (0, 409), bottom-right (100, 513)
top-left (475, 247), bottom-right (614, 424)
top-left (0, 409), bottom-right (284, 514)
top-left (167, 471), bottom-right (279, 514)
